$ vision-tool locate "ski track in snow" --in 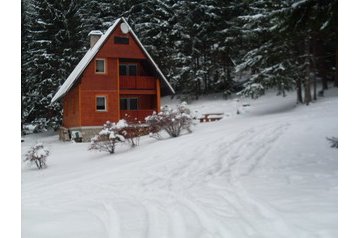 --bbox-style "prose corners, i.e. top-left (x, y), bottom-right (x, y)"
top-left (22, 91), bottom-right (338, 238)
top-left (23, 123), bottom-right (290, 238)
